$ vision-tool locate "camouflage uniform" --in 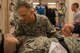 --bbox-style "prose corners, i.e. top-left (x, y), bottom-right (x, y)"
top-left (13, 14), bottom-right (58, 53)
top-left (13, 14), bottom-right (56, 37)
top-left (13, 14), bottom-right (80, 53)
top-left (64, 37), bottom-right (80, 53)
